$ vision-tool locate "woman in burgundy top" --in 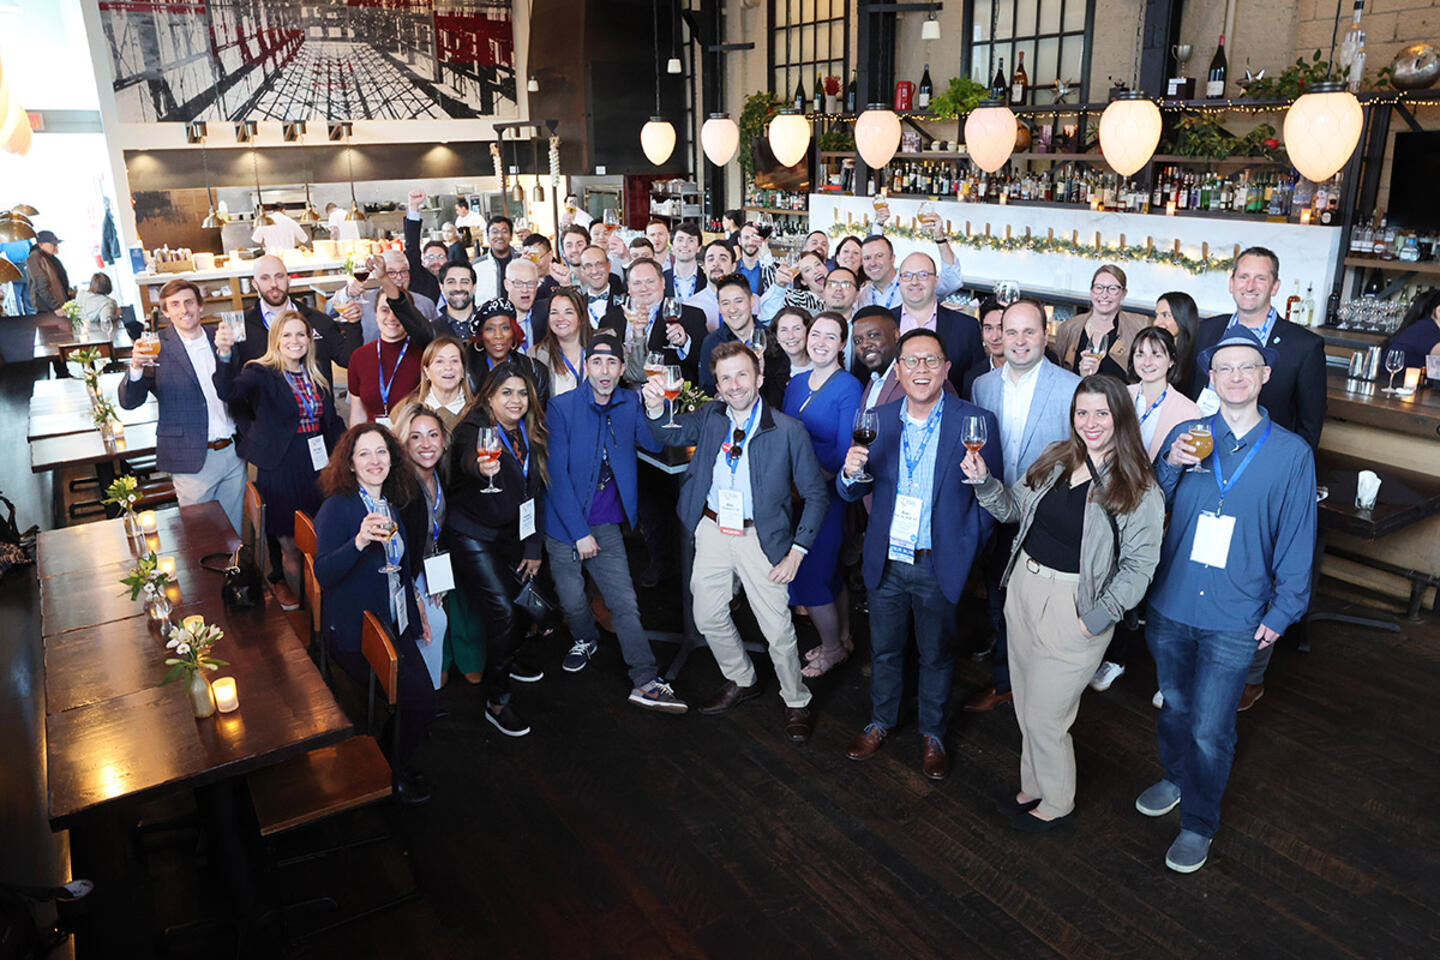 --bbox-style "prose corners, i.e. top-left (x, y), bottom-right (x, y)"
top-left (348, 293), bottom-right (423, 426)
